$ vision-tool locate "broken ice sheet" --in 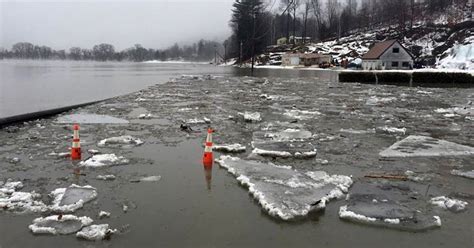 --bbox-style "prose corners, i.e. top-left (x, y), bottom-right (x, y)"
top-left (379, 135), bottom-right (474, 157)
top-left (253, 129), bottom-right (312, 142)
top-left (451, 169), bottom-right (474, 179)
top-left (283, 109), bottom-right (321, 120)
top-left (98, 135), bottom-right (144, 147)
top-left (339, 194), bottom-right (442, 231)
top-left (80, 154), bottom-right (129, 168)
top-left (430, 196), bottom-right (468, 212)
top-left (216, 156), bottom-right (352, 220)
top-left (56, 113), bottom-right (129, 124)
top-left (29, 215), bottom-right (93, 235)
top-left (76, 224), bottom-right (117, 241)
top-left (252, 141), bottom-right (317, 158)
top-left (243, 112), bottom-right (262, 122)
top-left (213, 144), bottom-right (246, 153)
top-left (49, 185), bottom-right (97, 213)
